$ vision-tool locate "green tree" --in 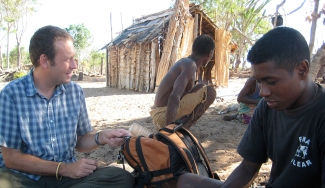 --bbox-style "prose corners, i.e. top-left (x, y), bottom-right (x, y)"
top-left (232, 0), bottom-right (272, 69)
top-left (0, 0), bottom-right (19, 69)
top-left (0, 0), bottom-right (37, 69)
top-left (65, 24), bottom-right (93, 71)
top-left (8, 45), bottom-right (29, 68)
top-left (84, 50), bottom-right (104, 74)
top-left (65, 23), bottom-right (93, 56)
top-left (13, 0), bottom-right (37, 68)
top-left (190, 0), bottom-right (244, 30)
top-left (190, 0), bottom-right (272, 69)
